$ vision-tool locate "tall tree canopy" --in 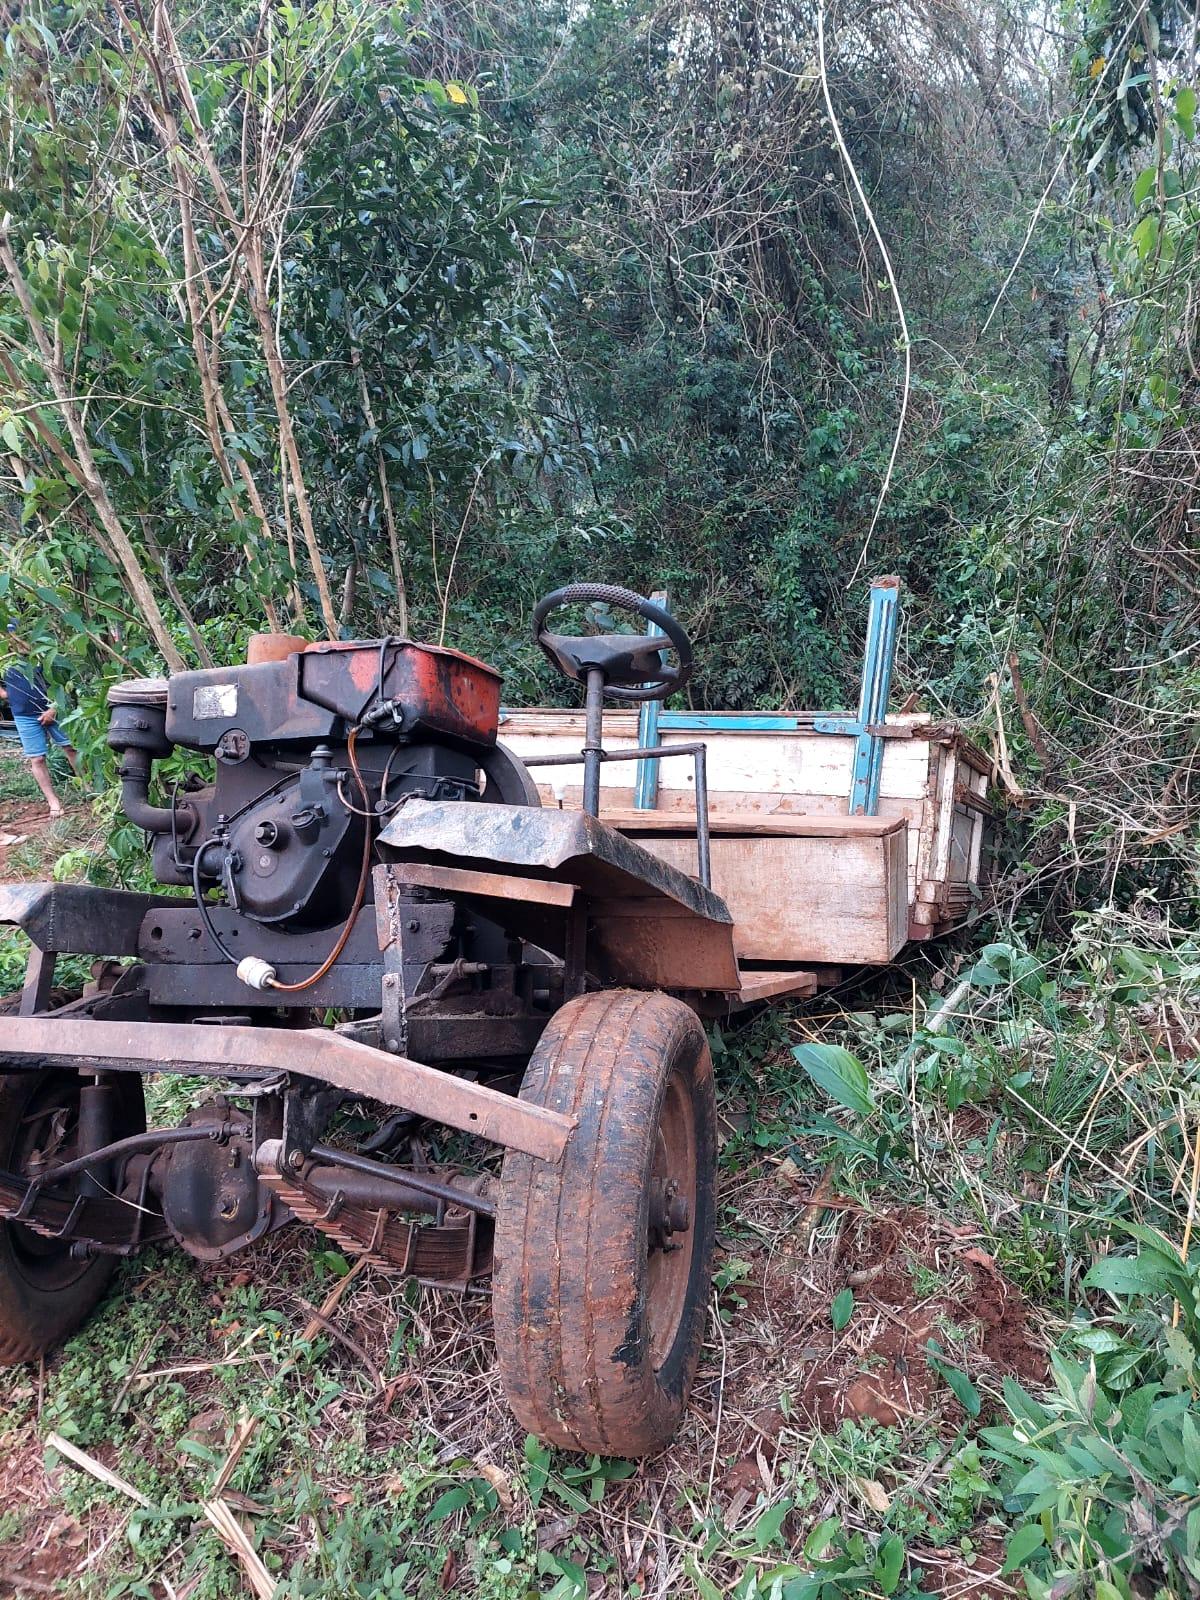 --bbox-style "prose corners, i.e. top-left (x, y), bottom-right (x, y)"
top-left (1, 0), bottom-right (1197, 908)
